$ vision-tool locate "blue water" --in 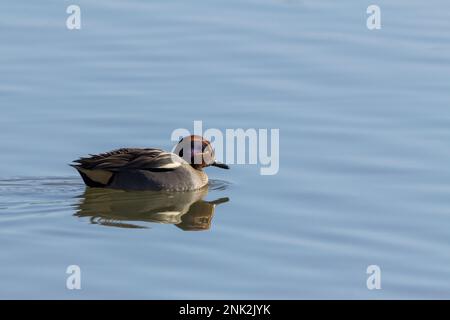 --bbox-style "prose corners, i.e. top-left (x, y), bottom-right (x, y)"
top-left (1, 0), bottom-right (450, 298)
